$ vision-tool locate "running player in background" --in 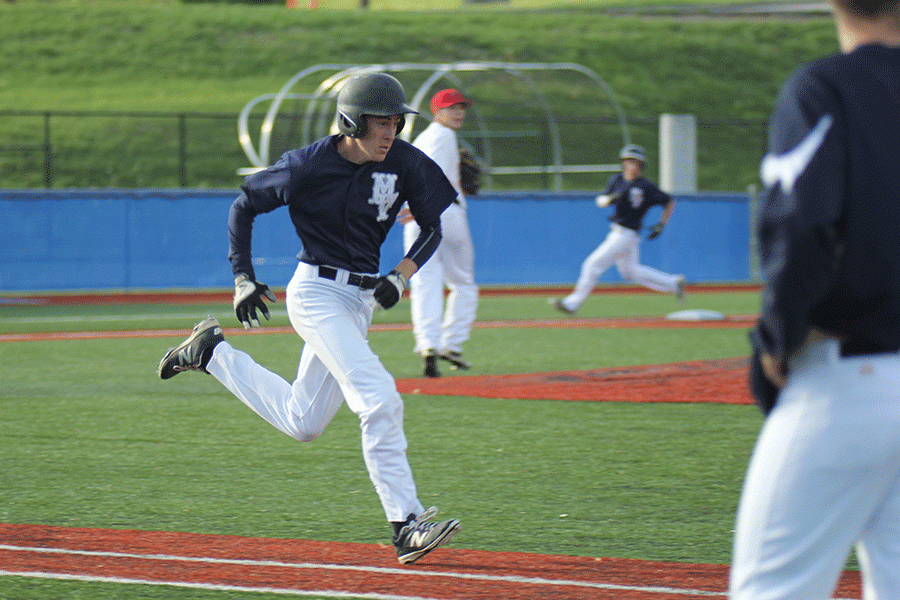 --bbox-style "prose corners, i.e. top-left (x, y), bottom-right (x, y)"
top-left (550, 144), bottom-right (685, 315)
top-left (733, 0), bottom-right (900, 597)
top-left (157, 72), bottom-right (461, 565)
top-left (401, 89), bottom-right (478, 378)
